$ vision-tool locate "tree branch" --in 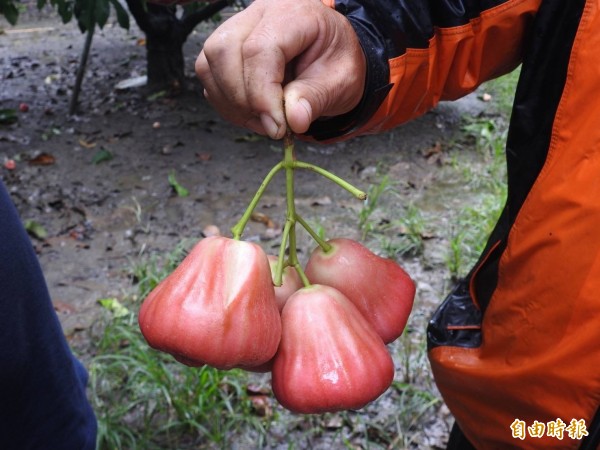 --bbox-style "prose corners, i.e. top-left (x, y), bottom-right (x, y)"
top-left (124, 0), bottom-right (153, 33)
top-left (181, 0), bottom-right (230, 37)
